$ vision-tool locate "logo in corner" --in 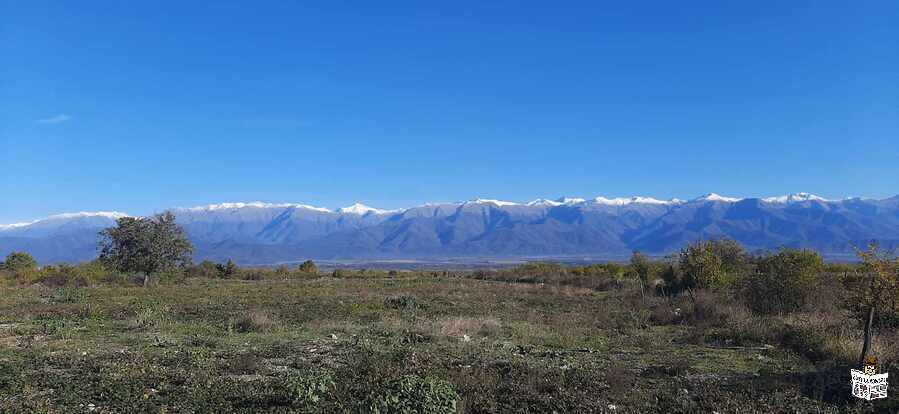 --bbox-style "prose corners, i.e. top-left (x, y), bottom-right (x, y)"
top-left (851, 356), bottom-right (889, 400)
